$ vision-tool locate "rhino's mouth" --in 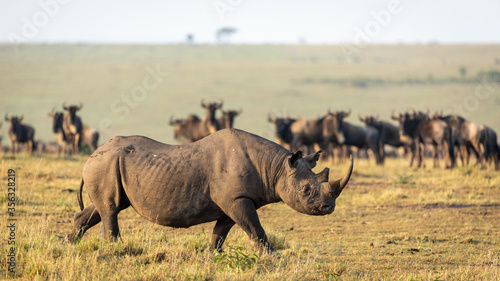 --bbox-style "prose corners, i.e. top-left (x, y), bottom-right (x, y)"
top-left (307, 205), bottom-right (334, 216)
